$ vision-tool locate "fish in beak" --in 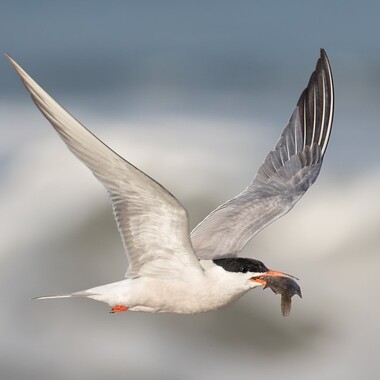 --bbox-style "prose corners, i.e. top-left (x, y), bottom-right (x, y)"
top-left (251, 270), bottom-right (302, 317)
